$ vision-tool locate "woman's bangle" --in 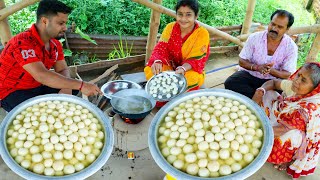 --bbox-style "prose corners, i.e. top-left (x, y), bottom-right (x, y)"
top-left (154, 60), bottom-right (162, 64)
top-left (79, 81), bottom-right (84, 91)
top-left (250, 64), bottom-right (254, 71)
top-left (256, 87), bottom-right (266, 95)
top-left (176, 66), bottom-right (186, 73)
